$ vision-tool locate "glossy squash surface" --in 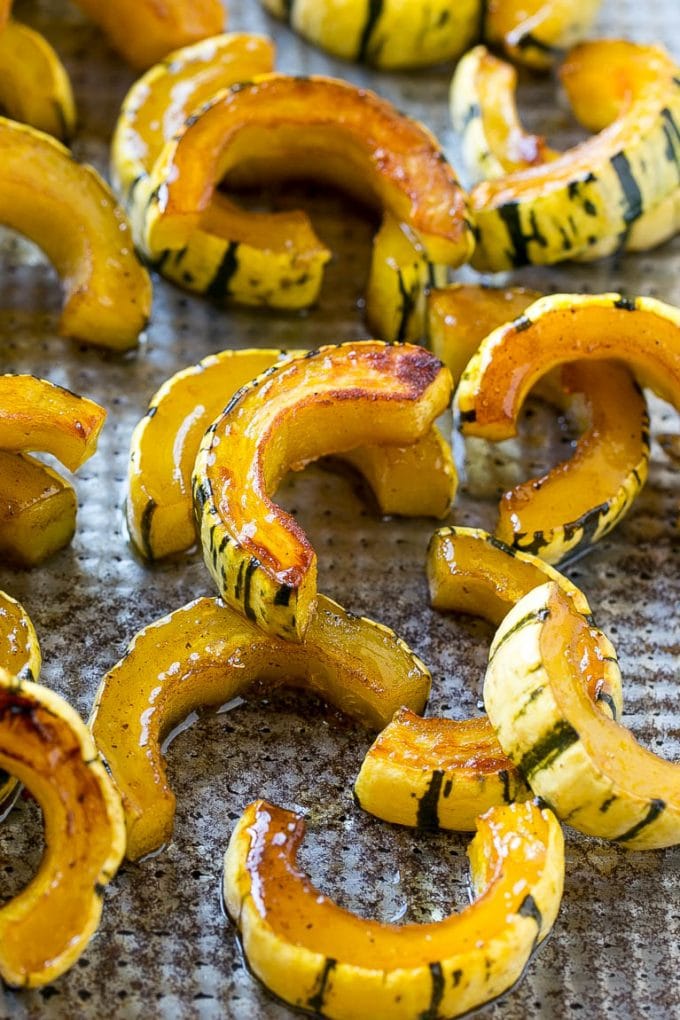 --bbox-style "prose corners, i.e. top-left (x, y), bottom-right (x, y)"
top-left (90, 594), bottom-right (431, 860)
top-left (0, 20), bottom-right (76, 139)
top-left (484, 0), bottom-right (601, 69)
top-left (0, 452), bottom-right (77, 568)
top-left (224, 798), bottom-right (564, 1019)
